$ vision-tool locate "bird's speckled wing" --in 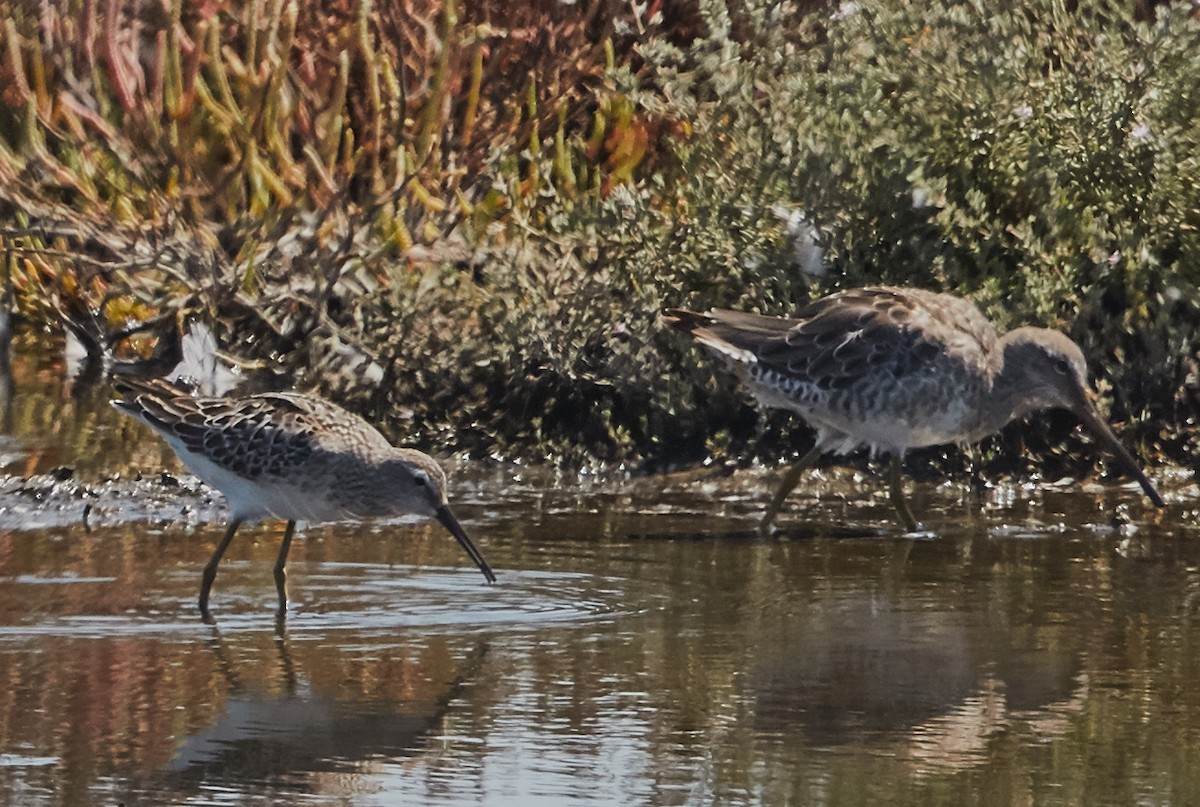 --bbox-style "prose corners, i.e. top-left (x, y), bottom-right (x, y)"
top-left (759, 288), bottom-right (996, 389)
top-left (670, 287), bottom-right (998, 392)
top-left (111, 378), bottom-right (392, 480)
